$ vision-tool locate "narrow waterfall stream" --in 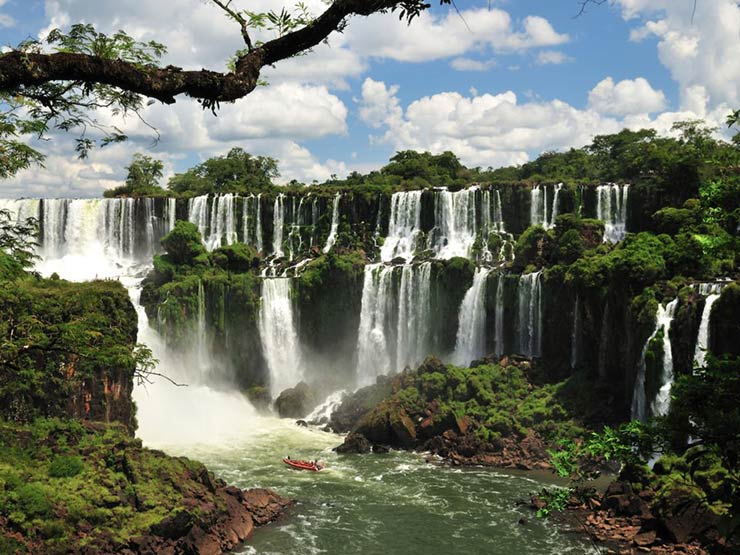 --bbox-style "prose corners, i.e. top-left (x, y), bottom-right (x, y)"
top-left (323, 192), bottom-right (341, 253)
top-left (258, 277), bottom-right (304, 396)
top-left (597, 184), bottom-right (630, 243)
top-left (453, 267), bottom-right (492, 366)
top-left (631, 298), bottom-right (679, 421)
top-left (517, 271), bottom-right (543, 357)
top-left (693, 283), bottom-right (724, 367)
